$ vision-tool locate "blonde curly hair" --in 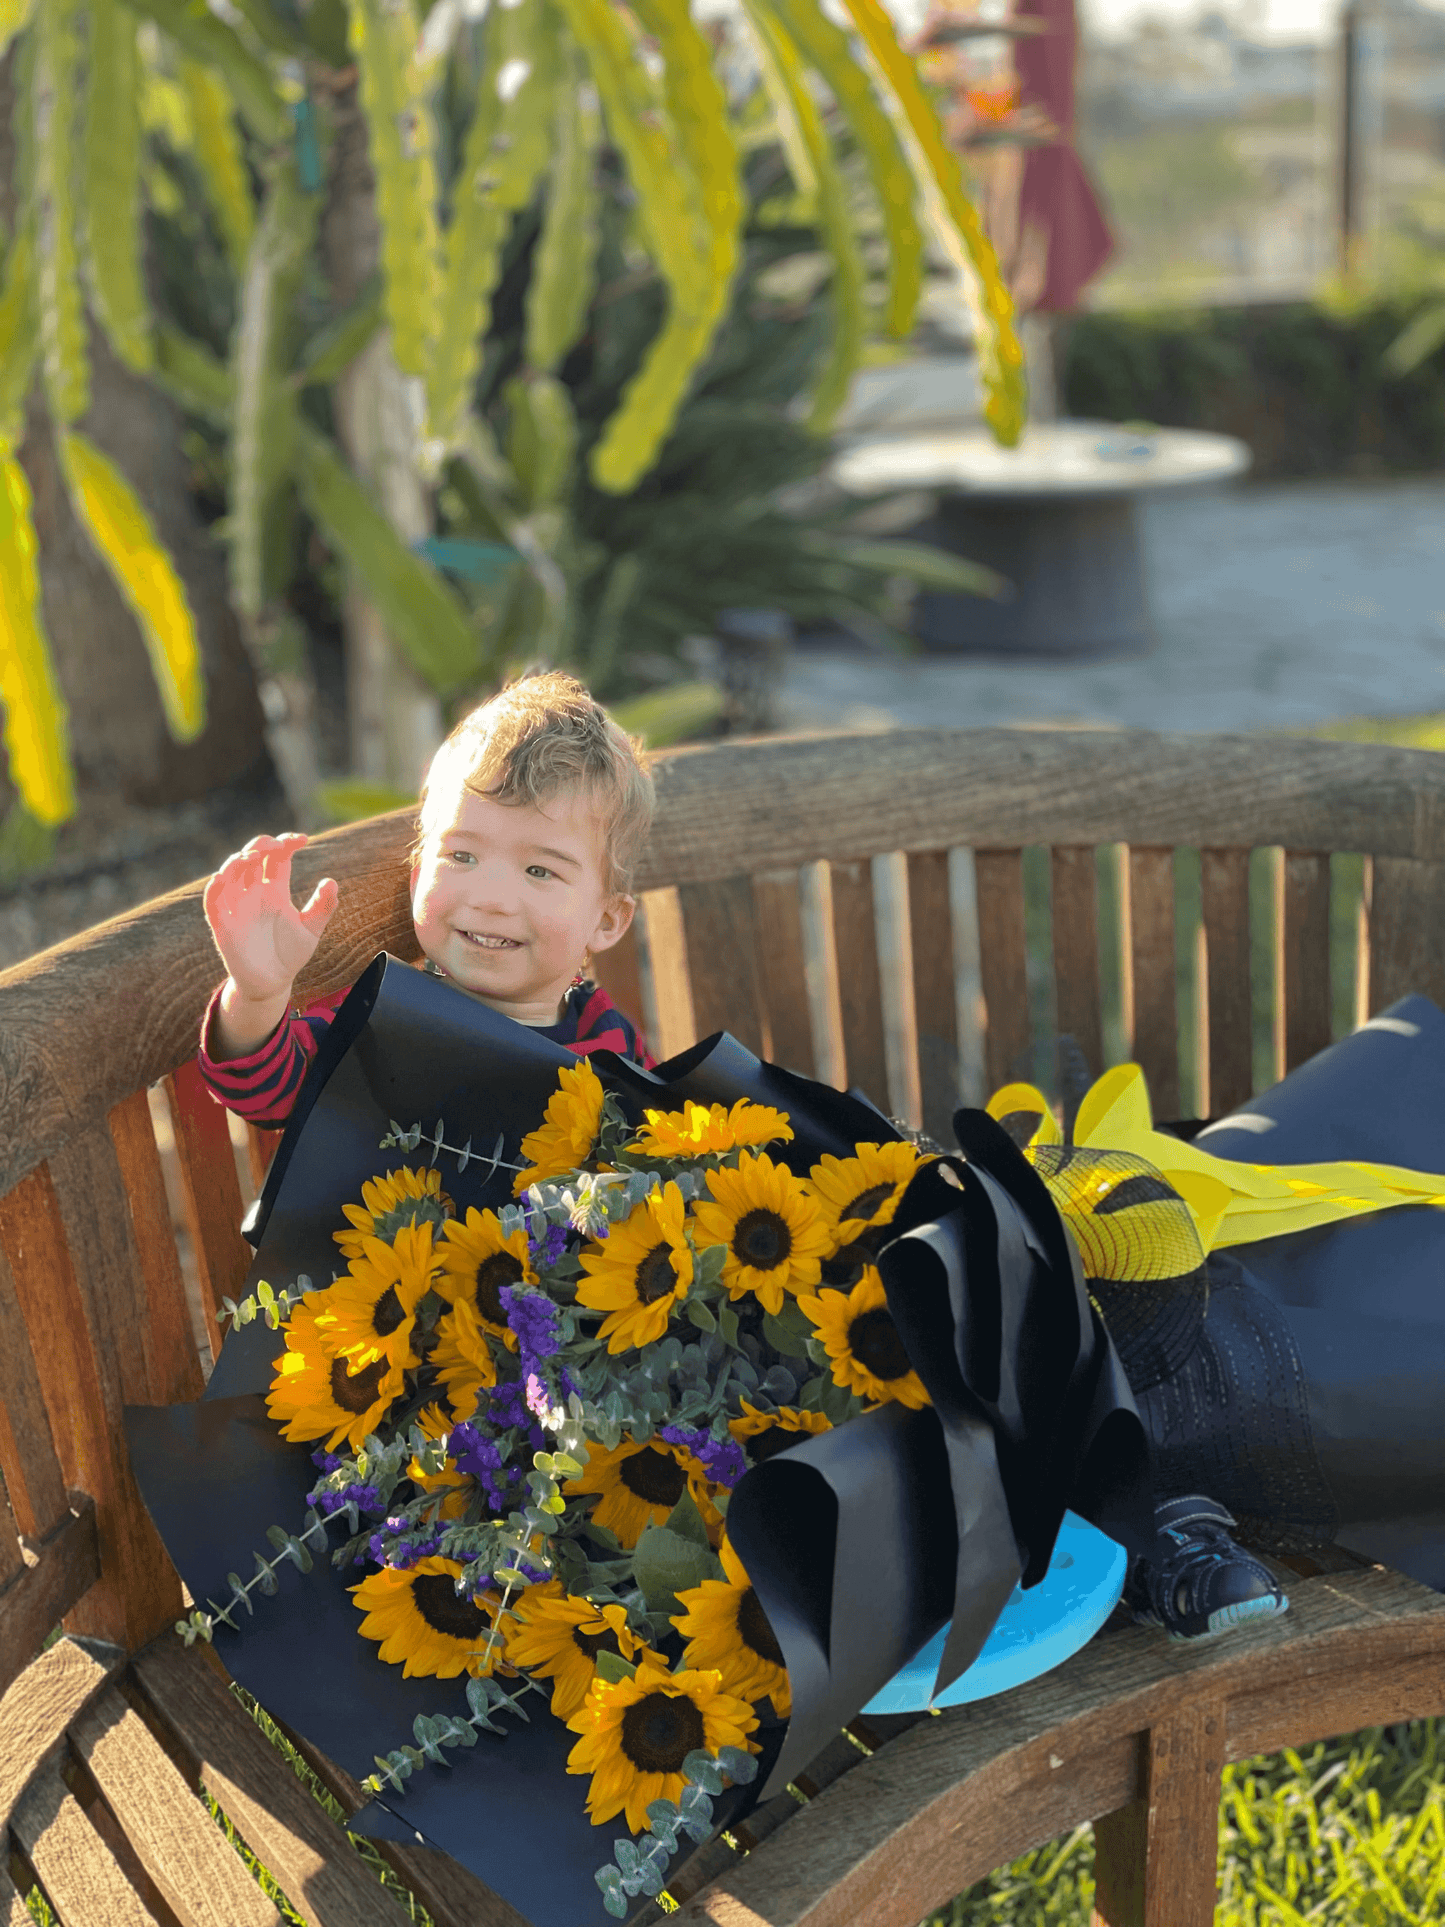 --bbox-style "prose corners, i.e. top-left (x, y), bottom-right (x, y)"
top-left (418, 671), bottom-right (655, 895)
